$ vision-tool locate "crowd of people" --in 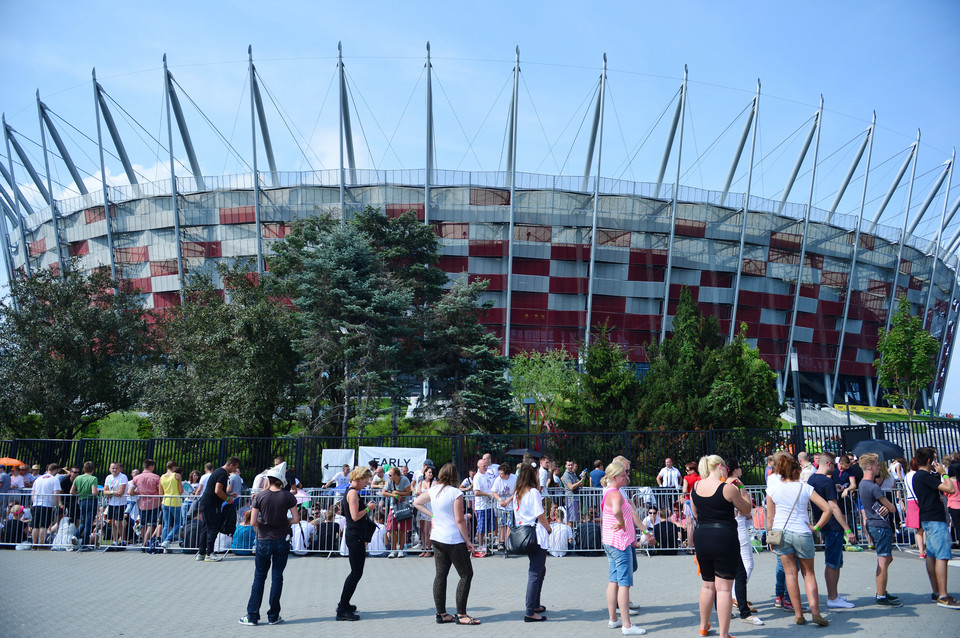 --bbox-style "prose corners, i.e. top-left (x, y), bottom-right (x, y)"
top-left (2, 444), bottom-right (959, 632)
